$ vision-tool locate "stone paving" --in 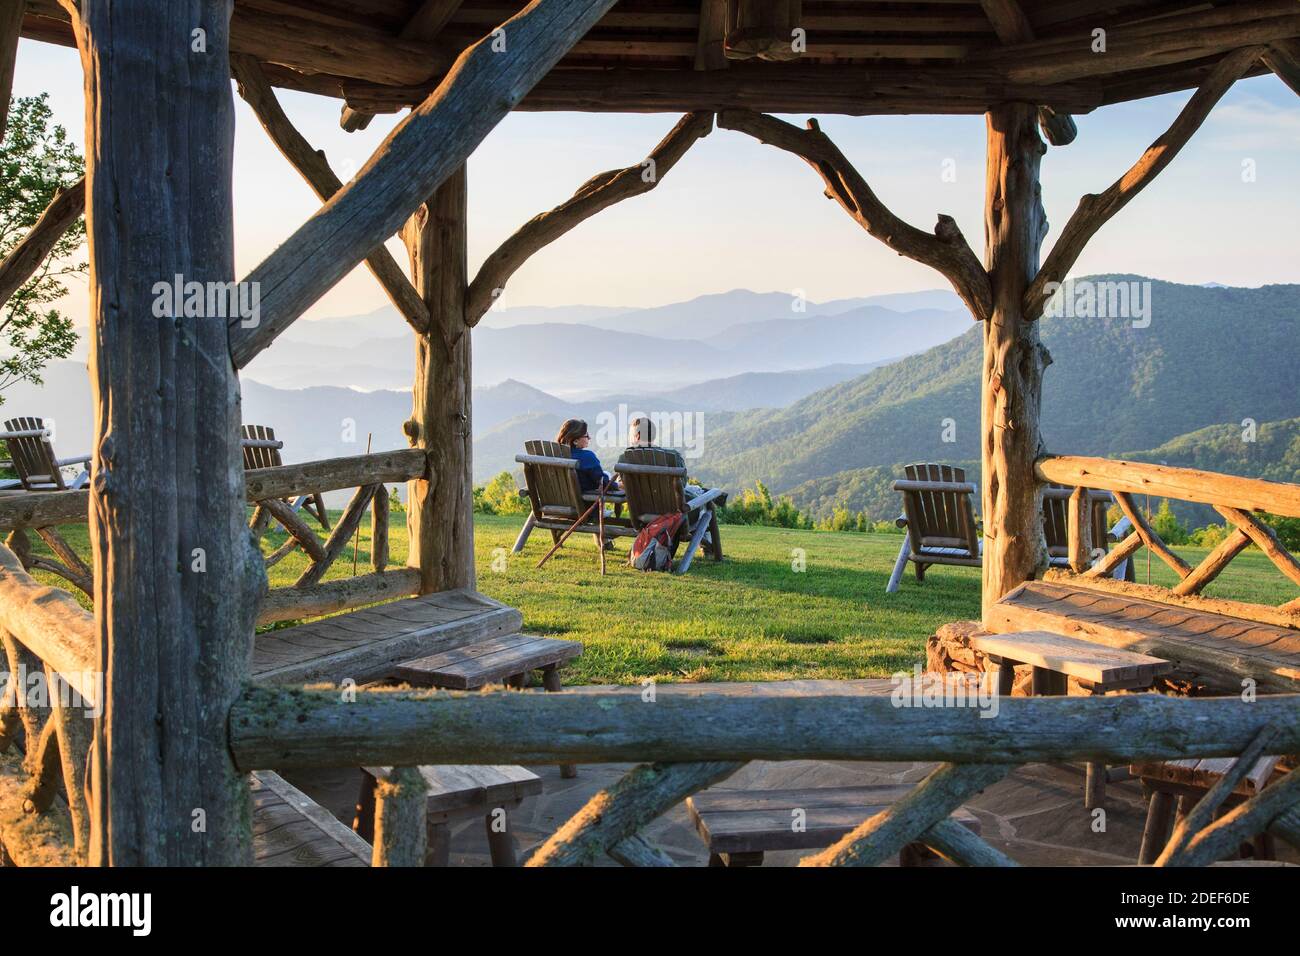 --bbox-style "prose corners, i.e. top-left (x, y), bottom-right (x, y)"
top-left (282, 679), bottom-right (1298, 867)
